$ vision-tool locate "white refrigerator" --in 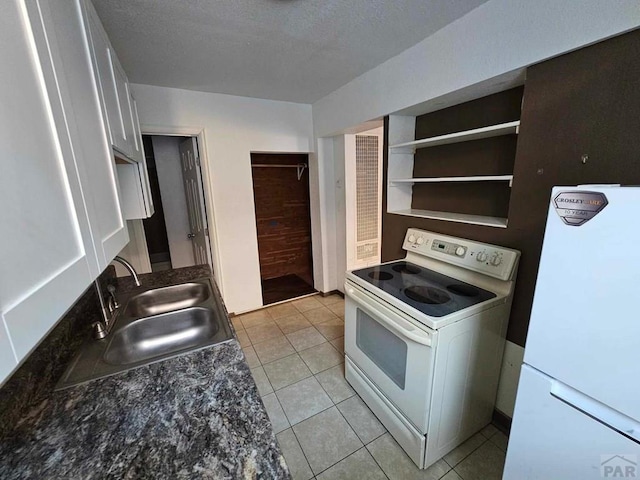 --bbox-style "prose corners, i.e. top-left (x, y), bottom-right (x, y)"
top-left (504, 186), bottom-right (640, 480)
